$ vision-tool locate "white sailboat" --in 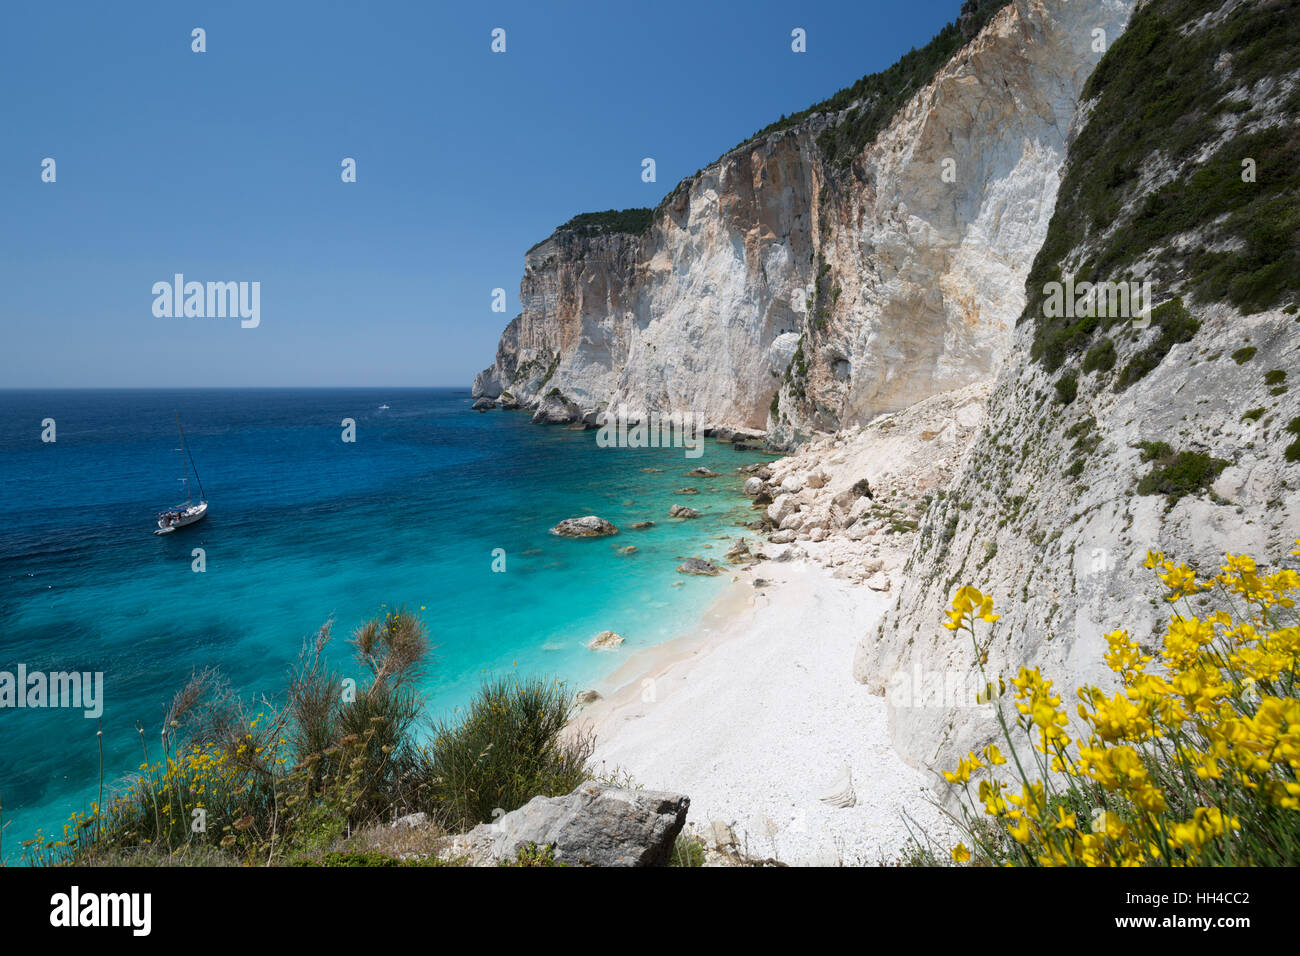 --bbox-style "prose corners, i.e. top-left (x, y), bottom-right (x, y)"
top-left (155, 414), bottom-right (209, 535)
